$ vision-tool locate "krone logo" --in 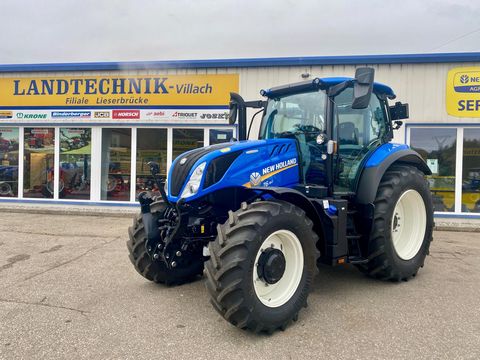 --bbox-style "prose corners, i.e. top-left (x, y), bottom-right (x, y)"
top-left (249, 172), bottom-right (262, 186)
